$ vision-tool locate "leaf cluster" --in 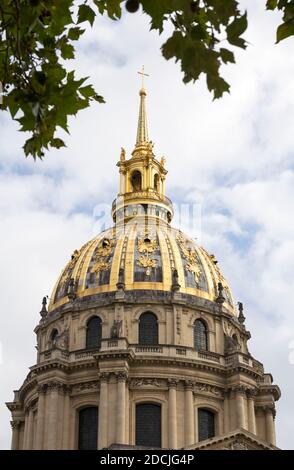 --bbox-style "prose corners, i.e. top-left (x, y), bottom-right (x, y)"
top-left (0, 0), bottom-right (293, 159)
